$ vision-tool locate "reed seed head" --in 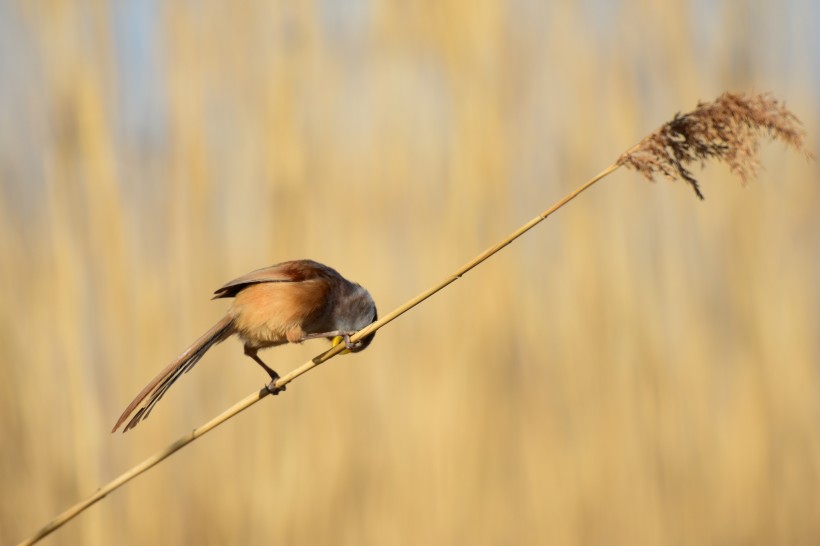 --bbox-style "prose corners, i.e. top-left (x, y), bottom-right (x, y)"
top-left (618, 92), bottom-right (812, 199)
